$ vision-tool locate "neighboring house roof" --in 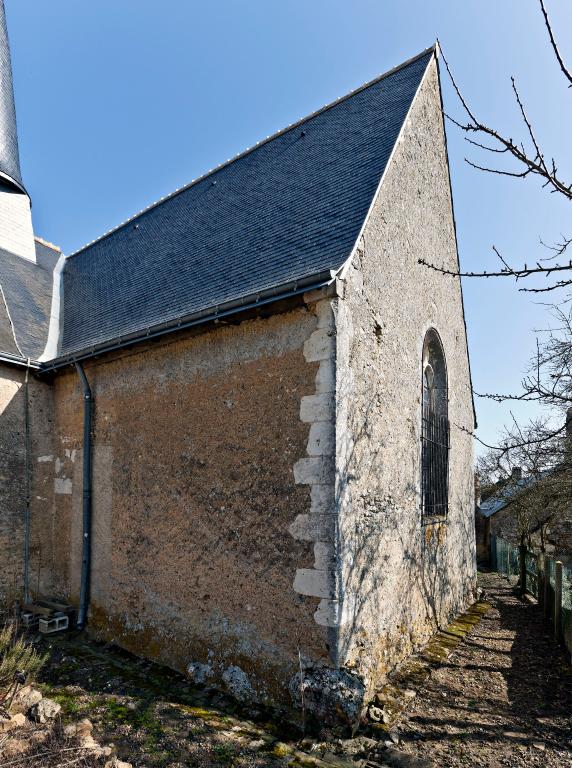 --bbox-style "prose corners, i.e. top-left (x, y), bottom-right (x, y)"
top-left (479, 476), bottom-right (536, 518)
top-left (0, 1), bottom-right (25, 194)
top-left (56, 48), bottom-right (434, 361)
top-left (0, 239), bottom-right (56, 360)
